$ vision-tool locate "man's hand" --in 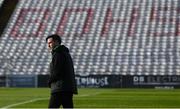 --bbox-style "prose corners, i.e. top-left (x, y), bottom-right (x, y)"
top-left (48, 80), bottom-right (51, 88)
